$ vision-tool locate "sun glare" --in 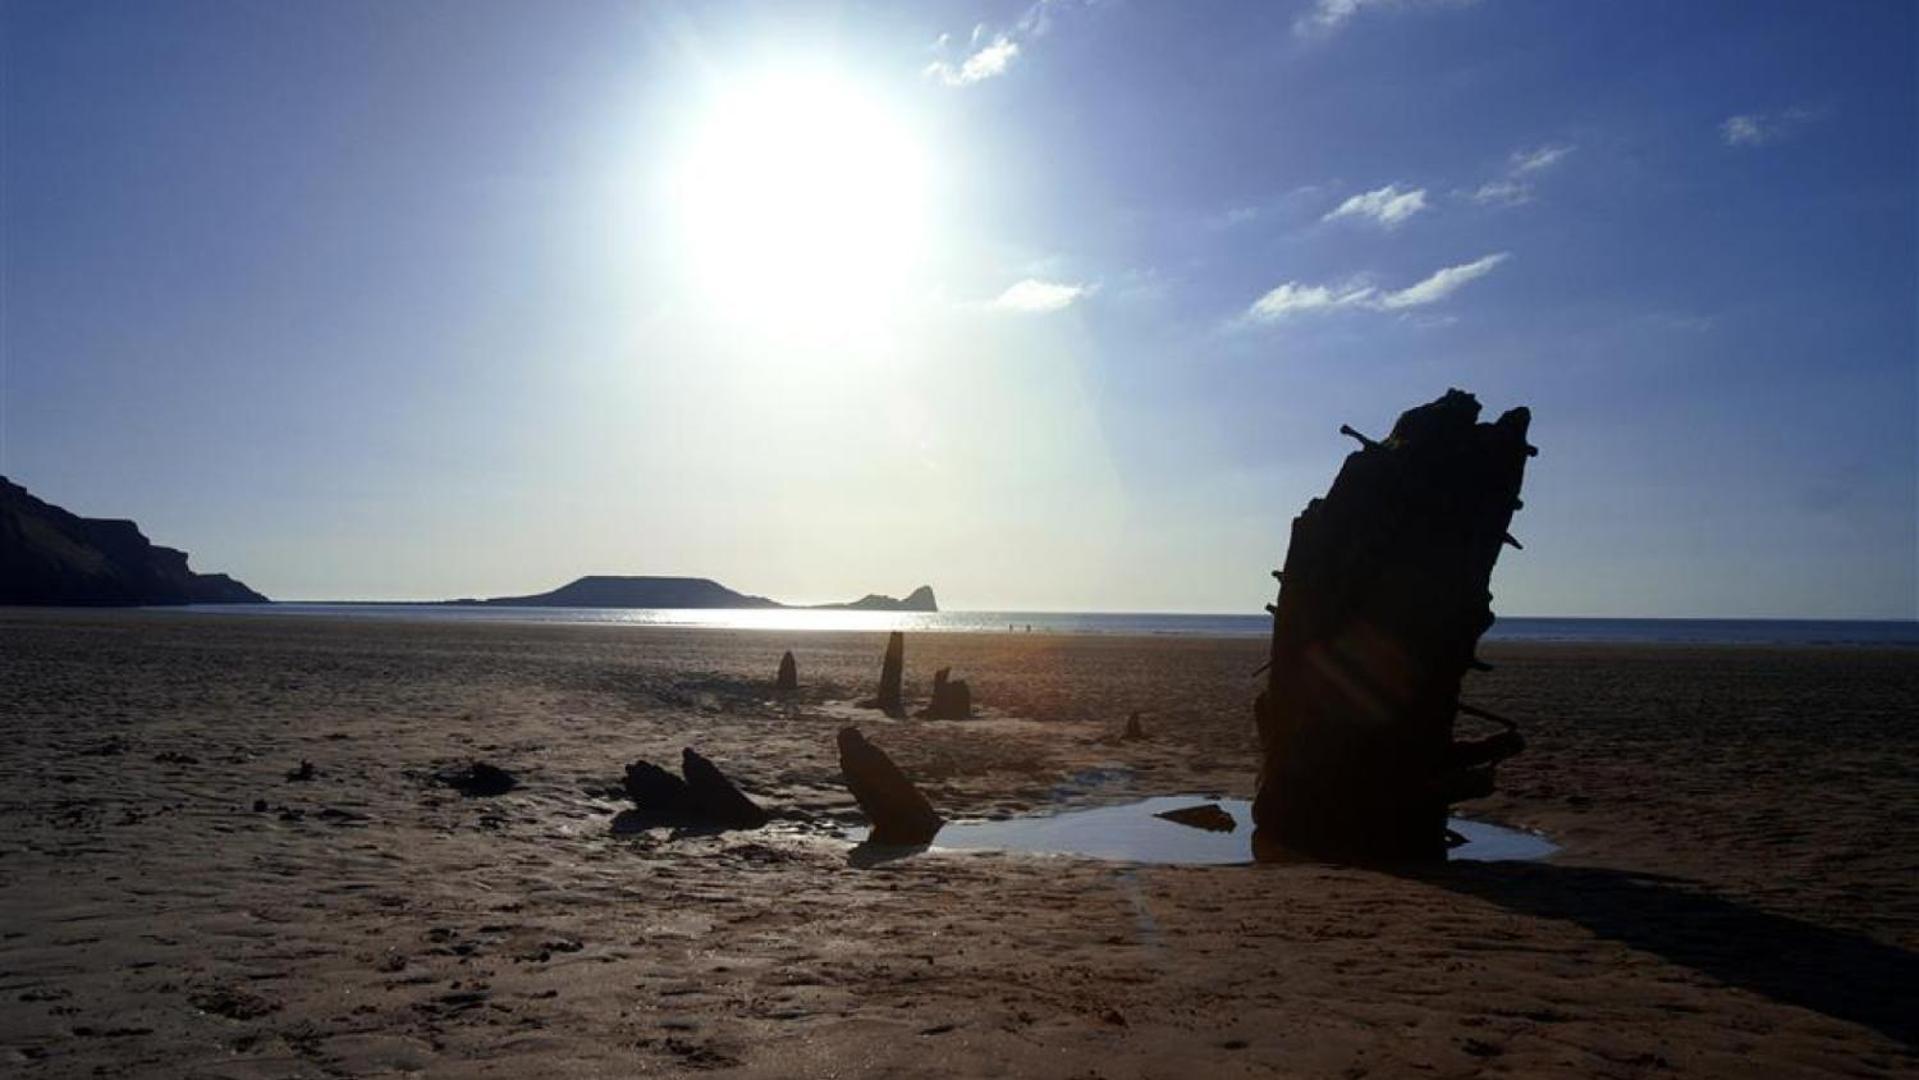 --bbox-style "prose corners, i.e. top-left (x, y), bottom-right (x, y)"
top-left (673, 69), bottom-right (932, 328)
